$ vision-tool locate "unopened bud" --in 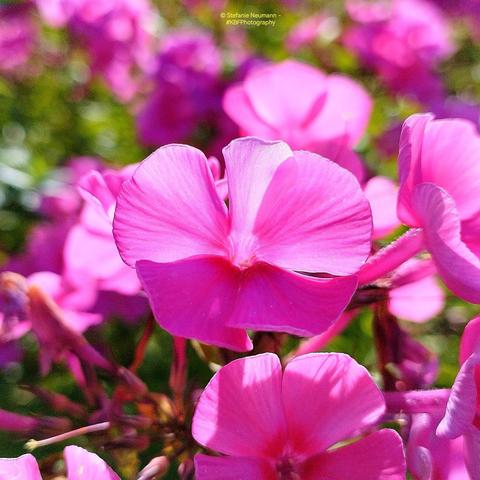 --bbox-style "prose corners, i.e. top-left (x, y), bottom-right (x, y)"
top-left (137, 456), bottom-right (169, 479)
top-left (178, 459), bottom-right (194, 480)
